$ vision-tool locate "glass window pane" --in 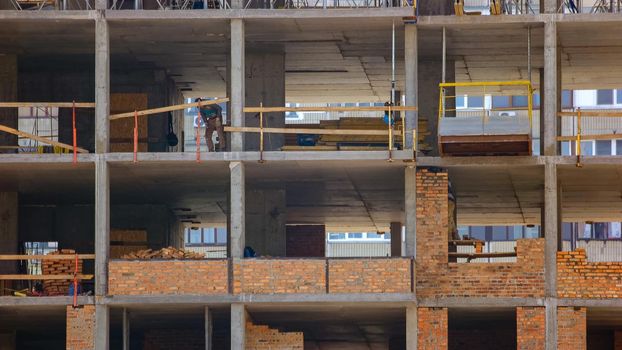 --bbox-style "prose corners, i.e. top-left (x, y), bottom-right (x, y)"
top-left (525, 226), bottom-right (540, 239)
top-left (204, 228), bottom-right (216, 244)
top-left (348, 233), bottom-right (363, 239)
top-left (580, 141), bottom-right (593, 156)
top-left (597, 90), bottom-right (614, 105)
top-left (562, 223), bottom-right (573, 241)
top-left (216, 228), bottom-right (227, 243)
top-left (594, 222), bottom-right (608, 239)
top-left (562, 90), bottom-right (572, 108)
top-left (366, 232), bottom-right (382, 239)
top-left (596, 140), bottom-right (612, 155)
top-left (511, 226), bottom-right (524, 240)
top-left (470, 226), bottom-right (486, 240)
top-left (617, 90), bottom-right (622, 105)
top-left (581, 224), bottom-right (592, 239)
top-left (468, 96), bottom-right (484, 108)
top-left (492, 96), bottom-right (510, 108)
top-left (512, 95), bottom-right (528, 107)
top-left (457, 226), bottom-right (469, 239)
top-left (456, 96), bottom-right (466, 108)
top-left (533, 93), bottom-right (540, 108)
top-left (492, 226), bottom-right (507, 241)
top-left (610, 223), bottom-right (621, 239)
top-left (561, 141), bottom-right (571, 156)
top-left (617, 140), bottom-right (622, 155)
top-left (329, 233), bottom-right (345, 240)
top-left (189, 228), bottom-right (201, 244)
top-left (384, 232), bottom-right (391, 240)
